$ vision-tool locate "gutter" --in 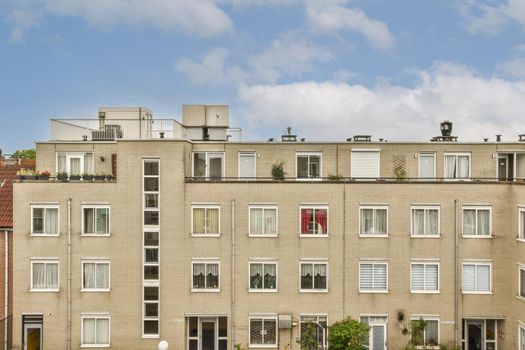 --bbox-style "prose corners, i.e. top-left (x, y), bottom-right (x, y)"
top-left (3, 228), bottom-right (11, 350)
